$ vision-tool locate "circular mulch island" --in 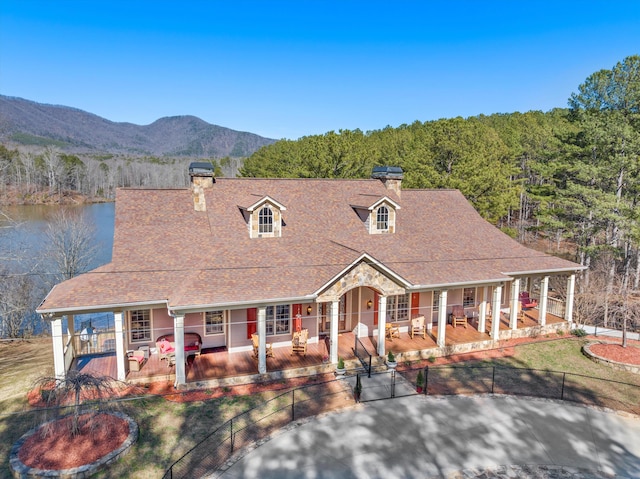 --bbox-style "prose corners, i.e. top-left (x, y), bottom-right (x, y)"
top-left (583, 340), bottom-right (640, 374)
top-left (10, 411), bottom-right (138, 478)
